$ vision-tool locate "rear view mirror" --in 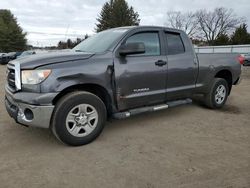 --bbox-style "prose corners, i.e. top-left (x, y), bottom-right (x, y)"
top-left (119, 42), bottom-right (145, 56)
